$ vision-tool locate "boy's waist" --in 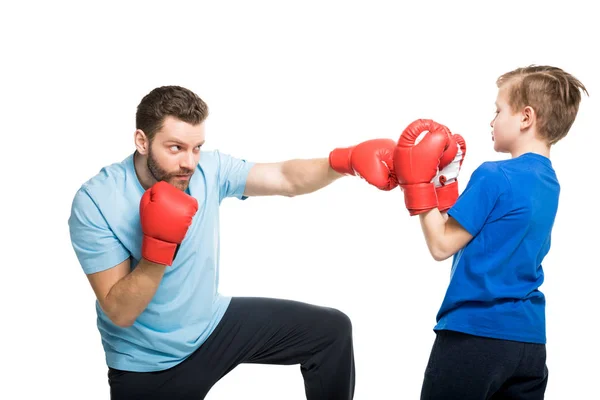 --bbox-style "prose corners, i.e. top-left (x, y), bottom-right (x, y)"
top-left (435, 300), bottom-right (546, 344)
